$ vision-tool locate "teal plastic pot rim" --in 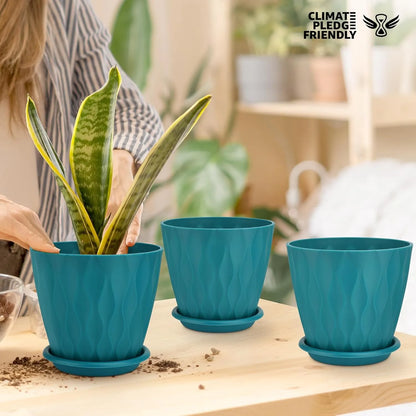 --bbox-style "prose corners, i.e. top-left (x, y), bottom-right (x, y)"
top-left (287, 237), bottom-right (412, 253)
top-left (30, 241), bottom-right (163, 257)
top-left (161, 217), bottom-right (274, 231)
